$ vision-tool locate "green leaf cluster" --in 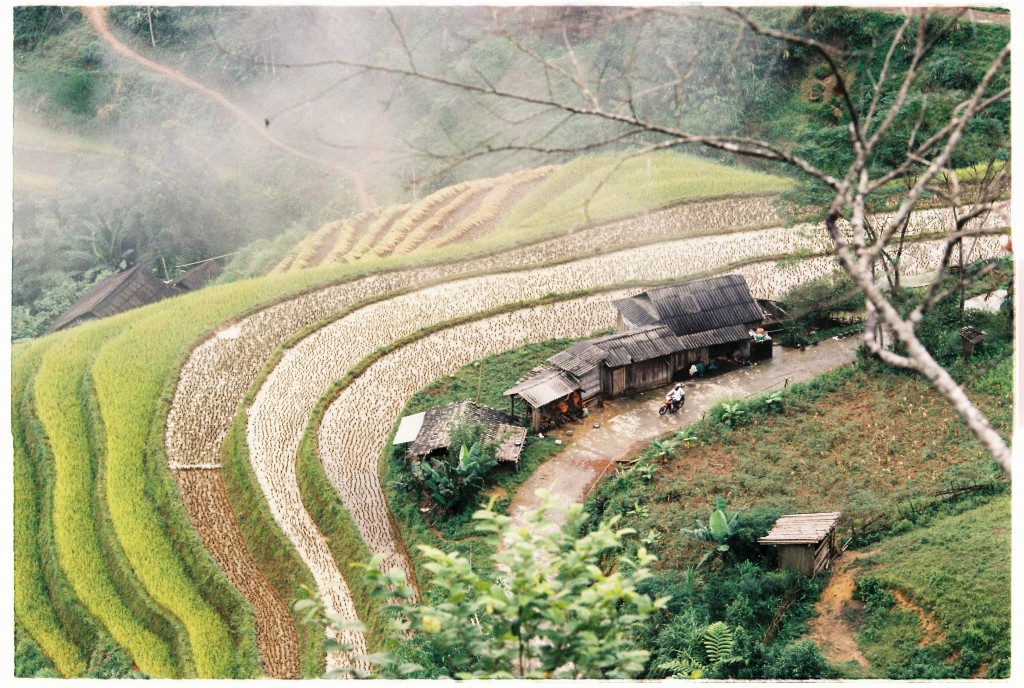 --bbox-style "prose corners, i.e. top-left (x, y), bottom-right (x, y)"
top-left (356, 494), bottom-right (667, 679)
